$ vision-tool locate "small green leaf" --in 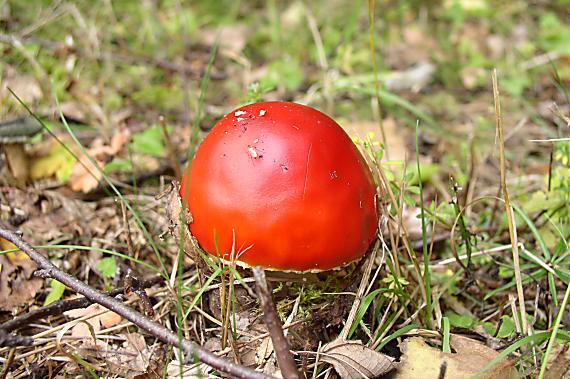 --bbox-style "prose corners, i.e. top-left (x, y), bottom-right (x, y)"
top-left (44, 279), bottom-right (66, 306)
top-left (97, 257), bottom-right (117, 278)
top-left (407, 186), bottom-right (421, 195)
top-left (499, 265), bottom-right (513, 279)
top-left (496, 315), bottom-right (516, 338)
top-left (130, 125), bottom-right (171, 157)
top-left (104, 158), bottom-right (133, 173)
top-left (444, 311), bottom-right (478, 328)
top-left (261, 58), bottom-right (304, 91)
